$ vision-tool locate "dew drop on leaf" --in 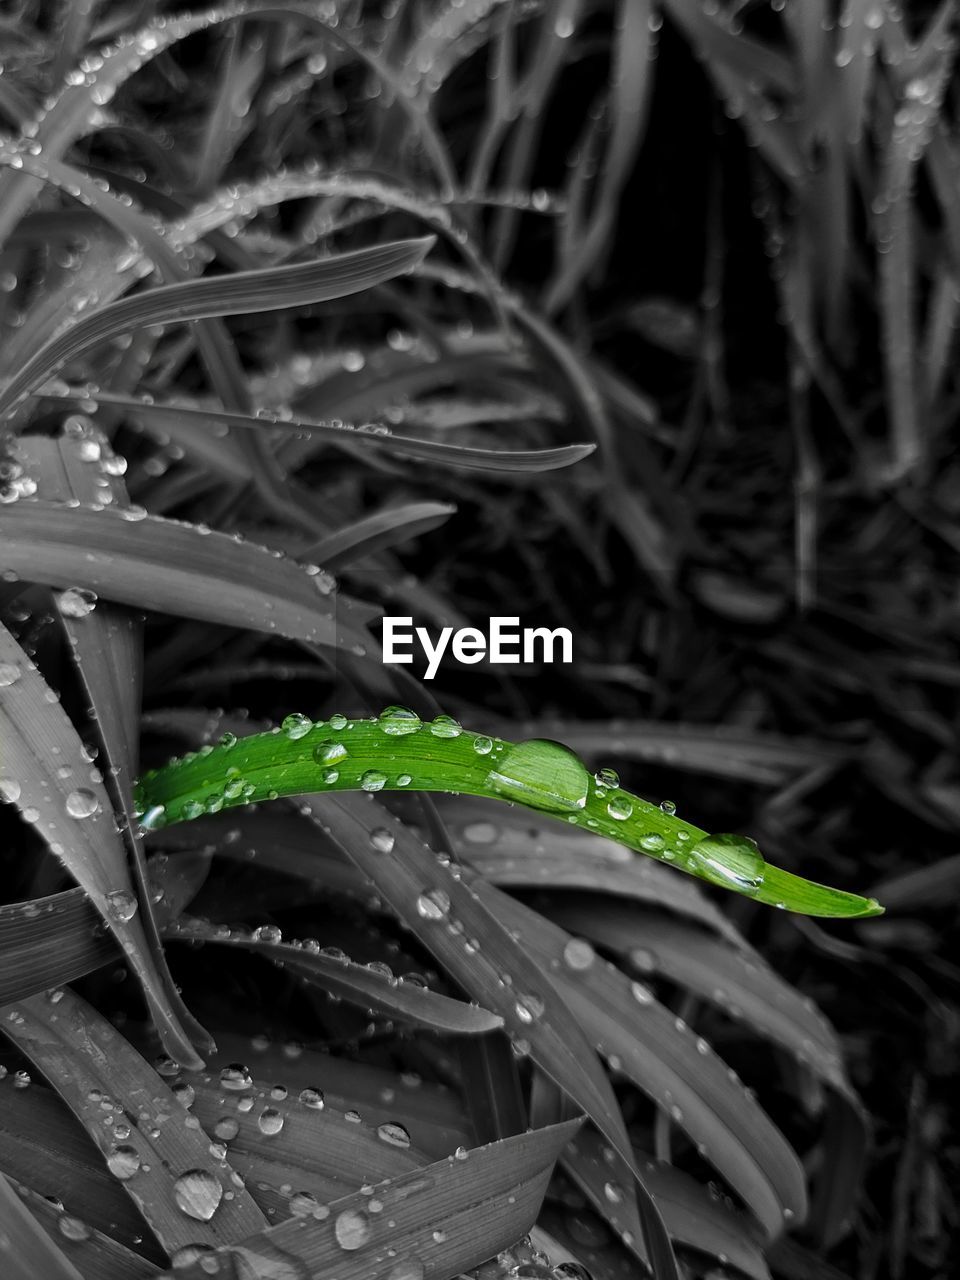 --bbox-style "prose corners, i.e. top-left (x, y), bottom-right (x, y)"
top-left (378, 705), bottom-right (421, 735)
top-left (57, 587), bottom-right (98, 618)
top-left (173, 1169), bottom-right (223, 1221)
top-left (334, 1208), bottom-right (372, 1250)
top-left (220, 1063), bottom-right (253, 1092)
top-left (370, 828), bottom-right (395, 853)
top-left (313, 741), bottom-right (347, 767)
top-left (689, 832), bottom-right (765, 892)
top-left (387, 1259), bottom-right (425, 1280)
top-left (58, 1214), bottom-right (91, 1241)
top-left (472, 735), bottom-right (493, 755)
top-left (361, 770), bottom-right (387, 792)
top-left (299, 1087), bottom-right (324, 1109)
top-left (563, 938), bottom-right (595, 971)
top-left (606, 795), bottom-right (633, 821)
top-left (486, 739), bottom-right (589, 813)
top-left (377, 1121), bottom-right (410, 1147)
top-left (0, 661), bottom-right (21, 687)
top-left (106, 1144), bottom-right (141, 1180)
top-left (106, 889), bottom-right (138, 922)
top-left (66, 788), bottom-right (99, 819)
top-left (258, 1107), bottom-right (284, 1136)
top-left (428, 714), bottom-right (461, 738)
top-left (0, 775), bottom-right (21, 803)
top-left (282, 712), bottom-right (313, 740)
top-left (416, 889), bottom-right (450, 920)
